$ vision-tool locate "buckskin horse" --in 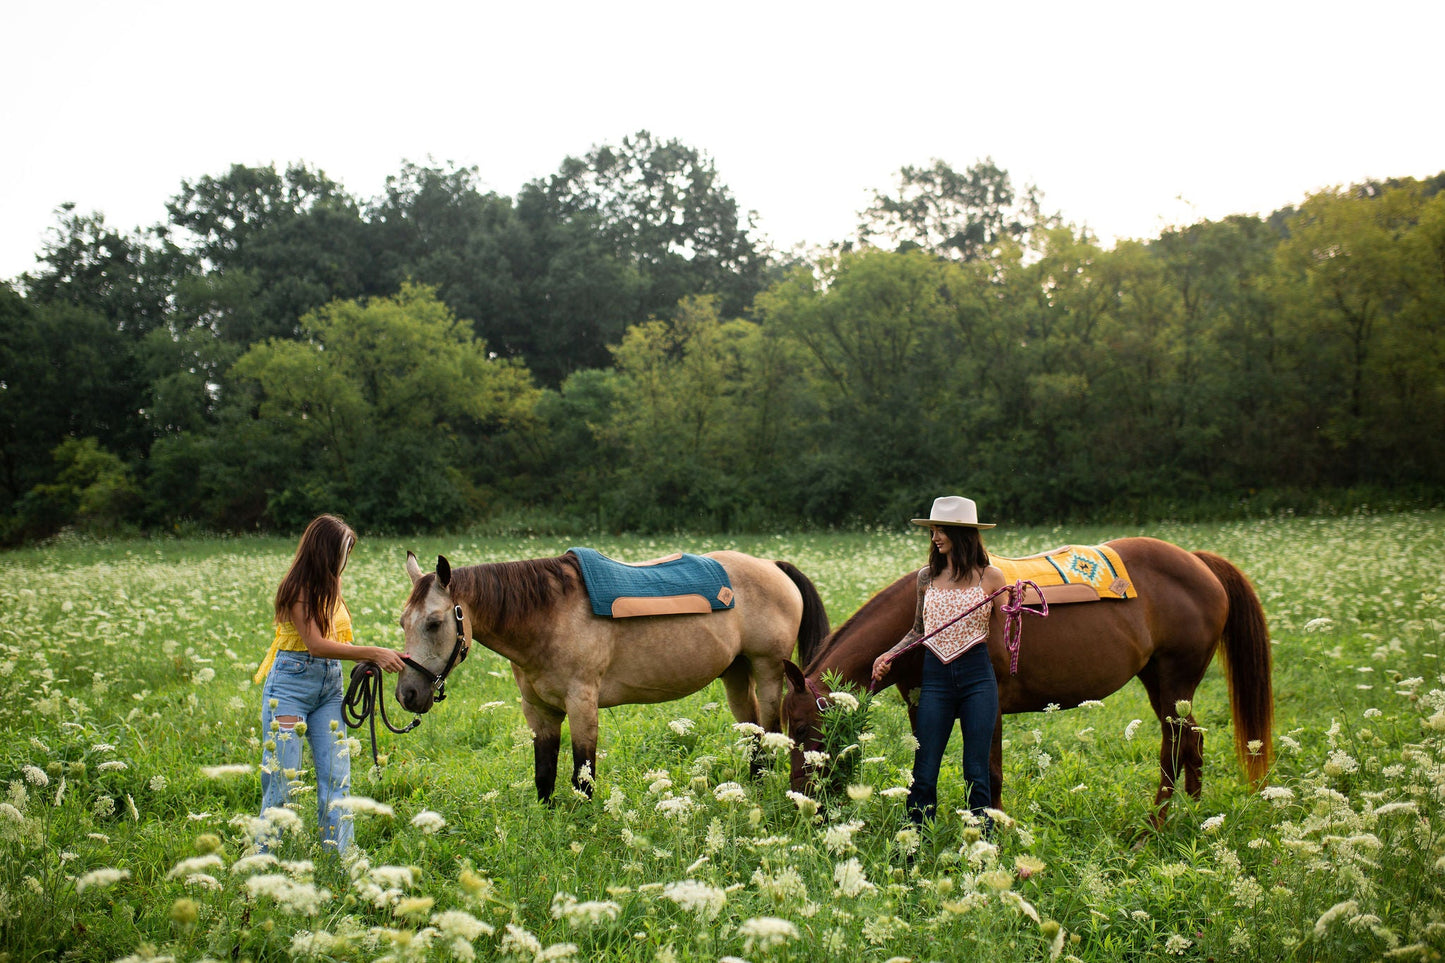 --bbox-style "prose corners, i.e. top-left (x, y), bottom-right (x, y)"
top-left (399, 549), bottom-right (829, 801)
top-left (781, 537), bottom-right (1273, 823)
